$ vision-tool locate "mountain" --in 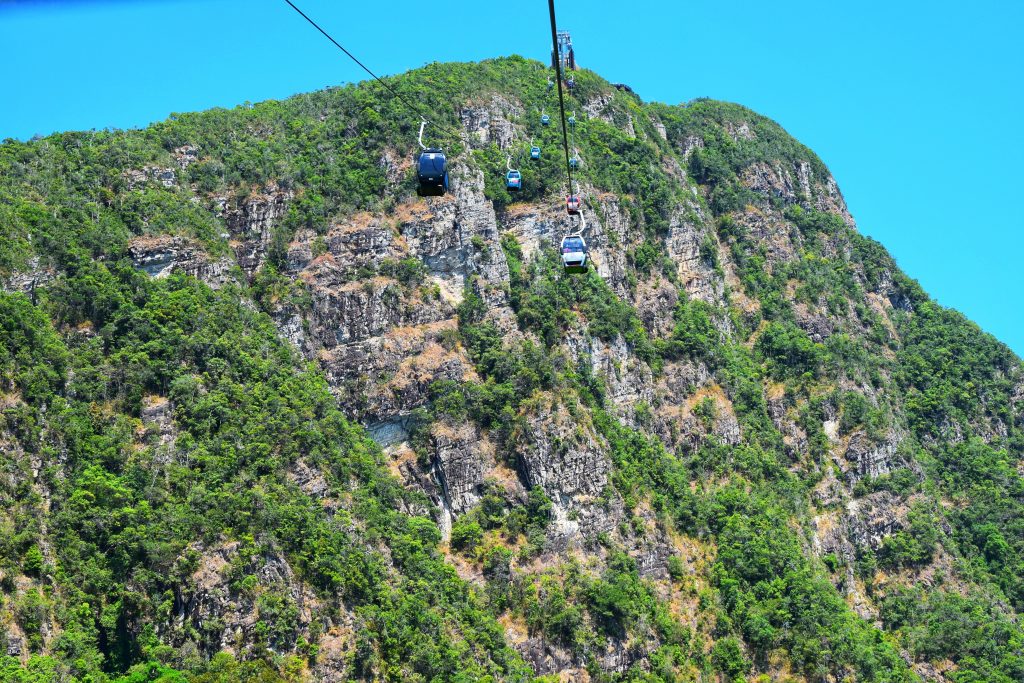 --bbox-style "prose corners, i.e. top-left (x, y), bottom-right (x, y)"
top-left (1, 56), bottom-right (1022, 682)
